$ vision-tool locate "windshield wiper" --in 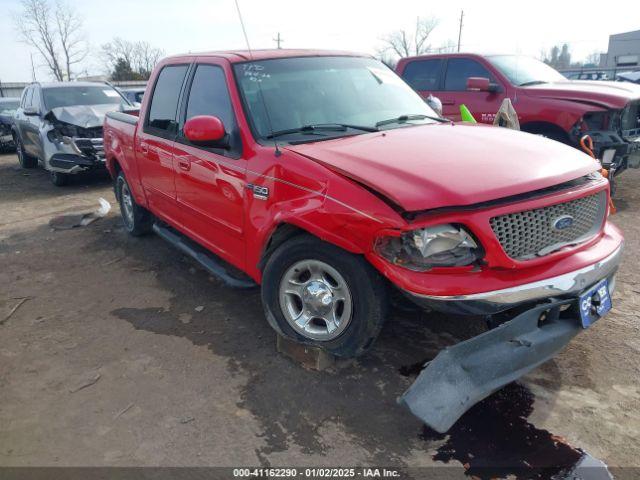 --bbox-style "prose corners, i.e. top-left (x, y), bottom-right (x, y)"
top-left (267, 123), bottom-right (377, 139)
top-left (519, 80), bottom-right (548, 87)
top-left (375, 114), bottom-right (447, 128)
